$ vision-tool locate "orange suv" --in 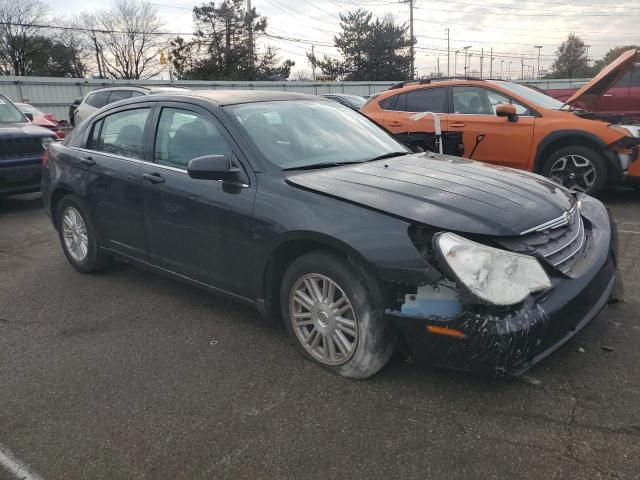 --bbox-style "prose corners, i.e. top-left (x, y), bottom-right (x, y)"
top-left (361, 49), bottom-right (640, 195)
